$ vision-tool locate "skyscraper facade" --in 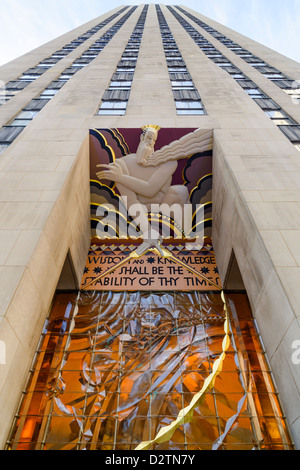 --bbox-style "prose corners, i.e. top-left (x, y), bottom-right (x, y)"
top-left (0, 4), bottom-right (299, 450)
